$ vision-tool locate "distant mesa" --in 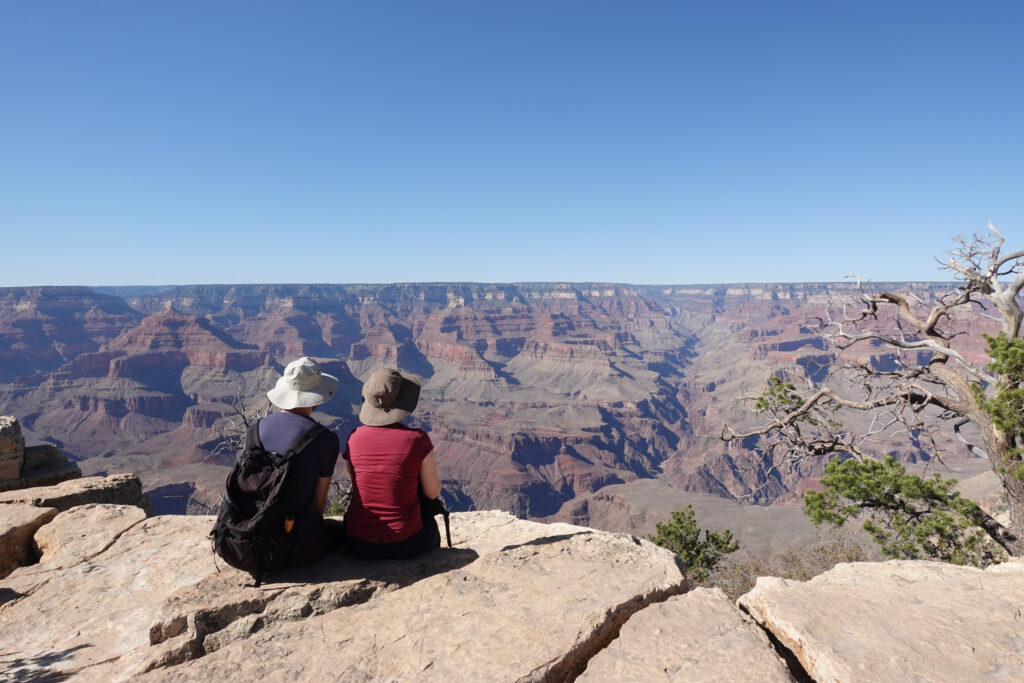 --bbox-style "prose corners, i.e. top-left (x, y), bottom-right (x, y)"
top-left (0, 282), bottom-right (978, 523)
